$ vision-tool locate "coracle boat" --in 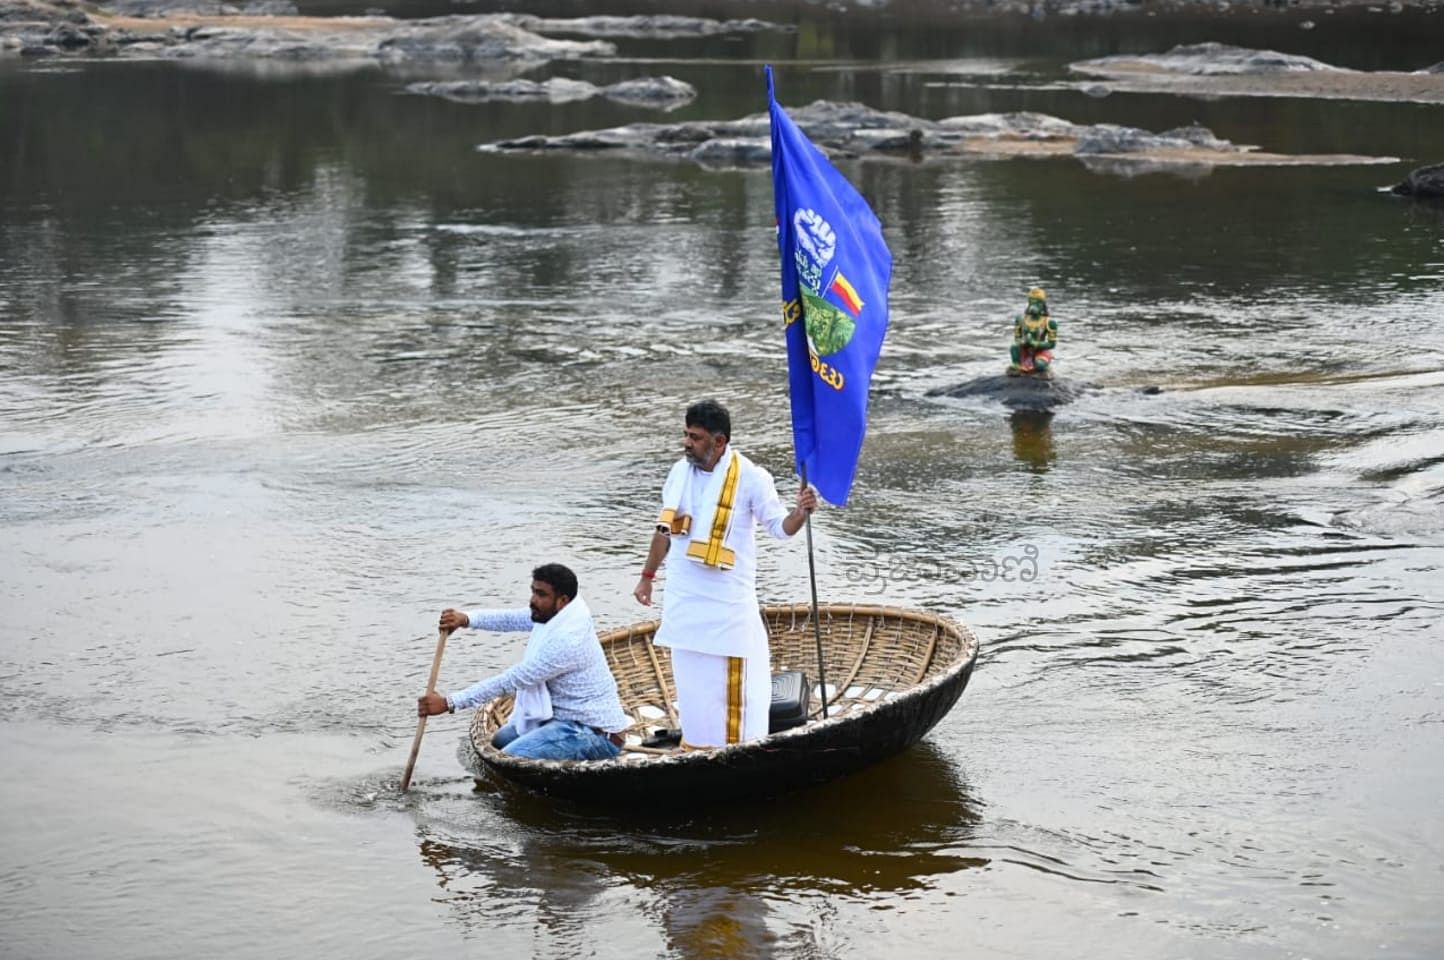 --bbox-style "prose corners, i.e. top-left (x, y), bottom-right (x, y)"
top-left (467, 603), bottom-right (980, 804)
